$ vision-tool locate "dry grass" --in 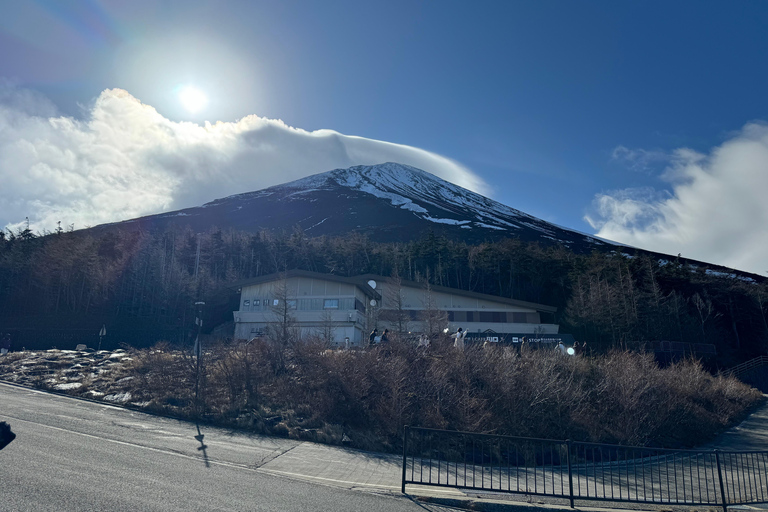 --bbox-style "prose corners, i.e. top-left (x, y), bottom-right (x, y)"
top-left (0, 338), bottom-right (762, 452)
